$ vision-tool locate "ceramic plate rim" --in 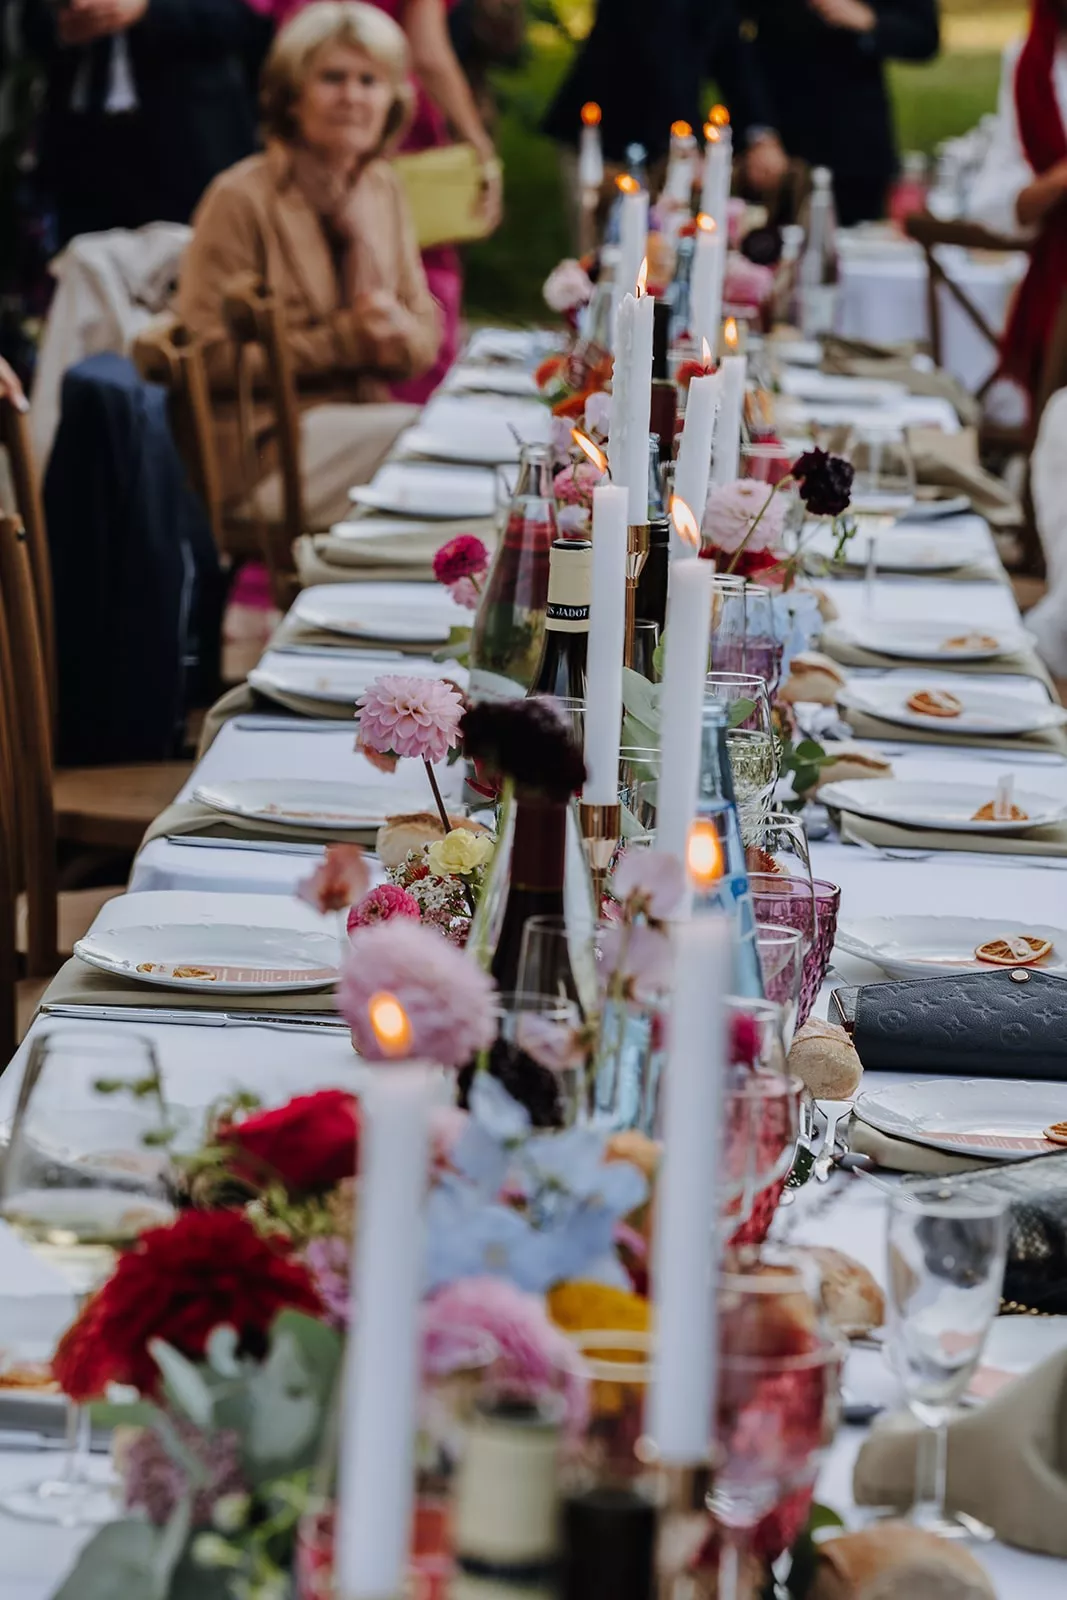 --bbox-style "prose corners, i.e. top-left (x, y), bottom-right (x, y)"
top-left (855, 1077), bottom-right (1067, 1163)
top-left (192, 779), bottom-right (420, 830)
top-left (291, 597), bottom-right (454, 643)
top-left (836, 681), bottom-right (1067, 735)
top-left (836, 913), bottom-right (1067, 977)
top-left (818, 779), bottom-right (1067, 833)
top-left (74, 924), bottom-right (339, 994)
top-left (831, 620), bottom-right (1027, 662)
